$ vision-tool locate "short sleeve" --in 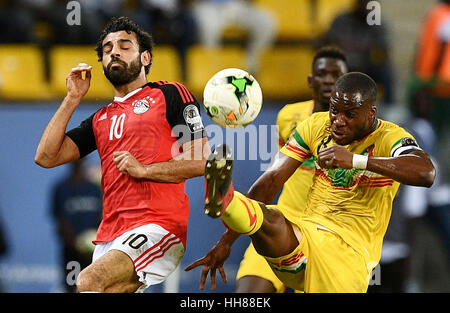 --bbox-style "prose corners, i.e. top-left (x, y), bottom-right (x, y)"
top-left (66, 112), bottom-right (98, 158)
top-left (162, 82), bottom-right (207, 145)
top-left (383, 125), bottom-right (422, 157)
top-left (280, 117), bottom-right (313, 163)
